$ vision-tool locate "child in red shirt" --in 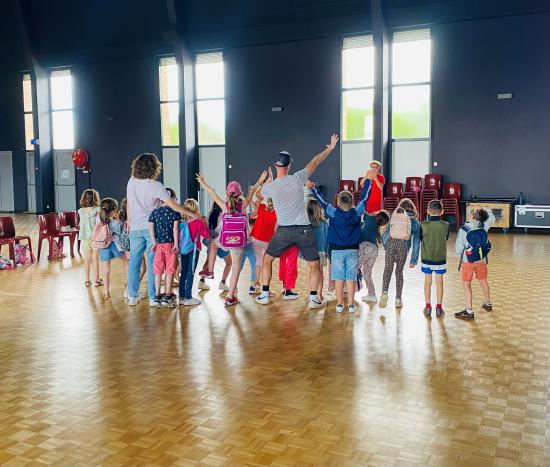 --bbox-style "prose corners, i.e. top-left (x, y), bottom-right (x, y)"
top-left (178, 199), bottom-right (210, 306)
top-left (250, 194), bottom-right (277, 291)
